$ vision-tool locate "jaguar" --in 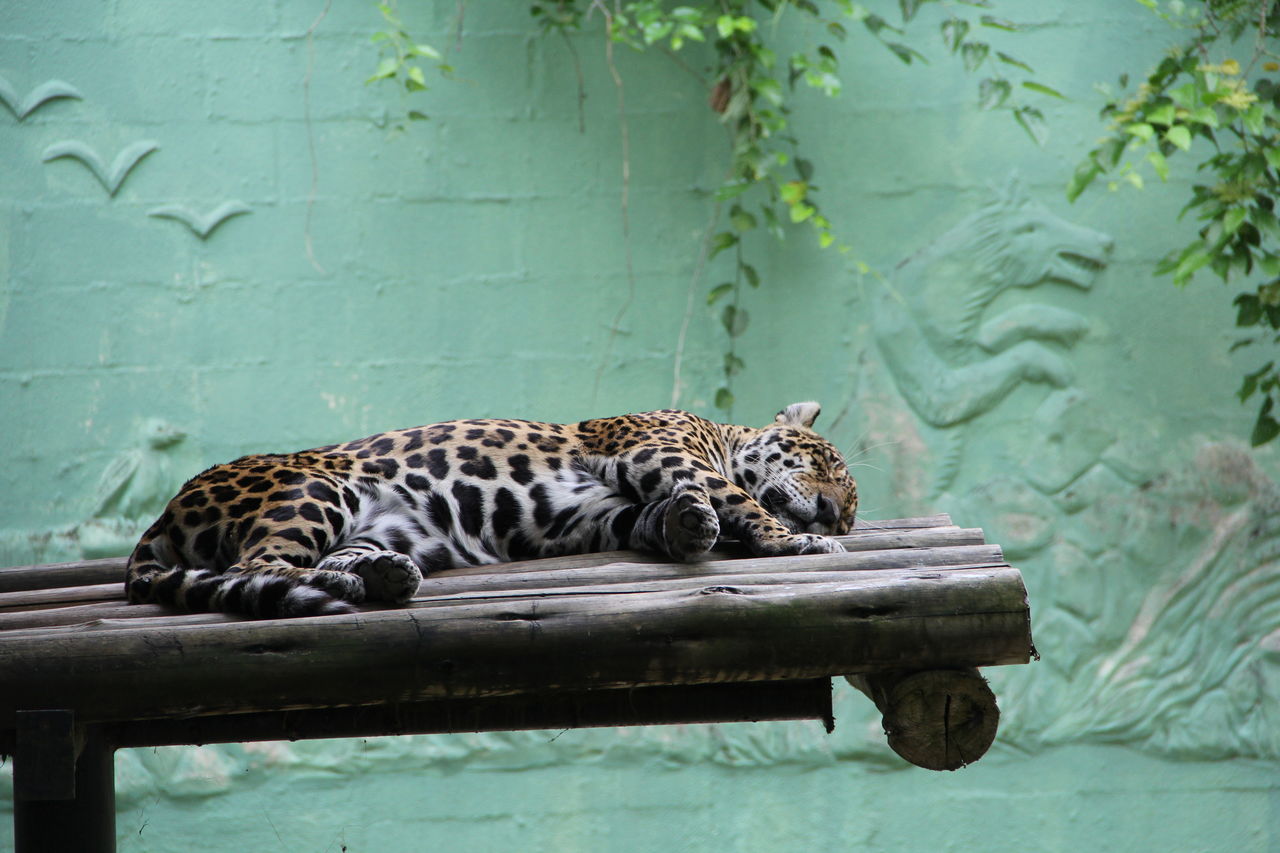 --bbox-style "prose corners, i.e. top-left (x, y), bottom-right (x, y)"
top-left (125, 402), bottom-right (858, 618)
